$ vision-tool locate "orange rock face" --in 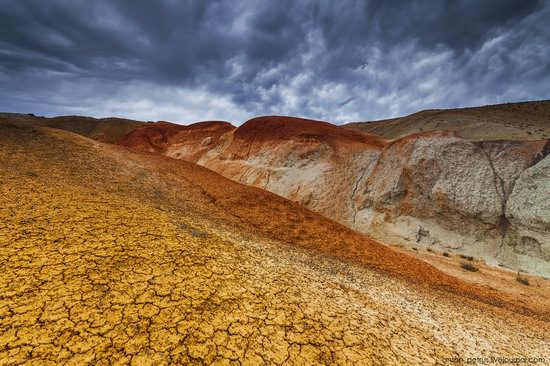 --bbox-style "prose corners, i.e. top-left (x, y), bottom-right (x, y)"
top-left (117, 120), bottom-right (235, 161)
top-left (116, 116), bottom-right (388, 228)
